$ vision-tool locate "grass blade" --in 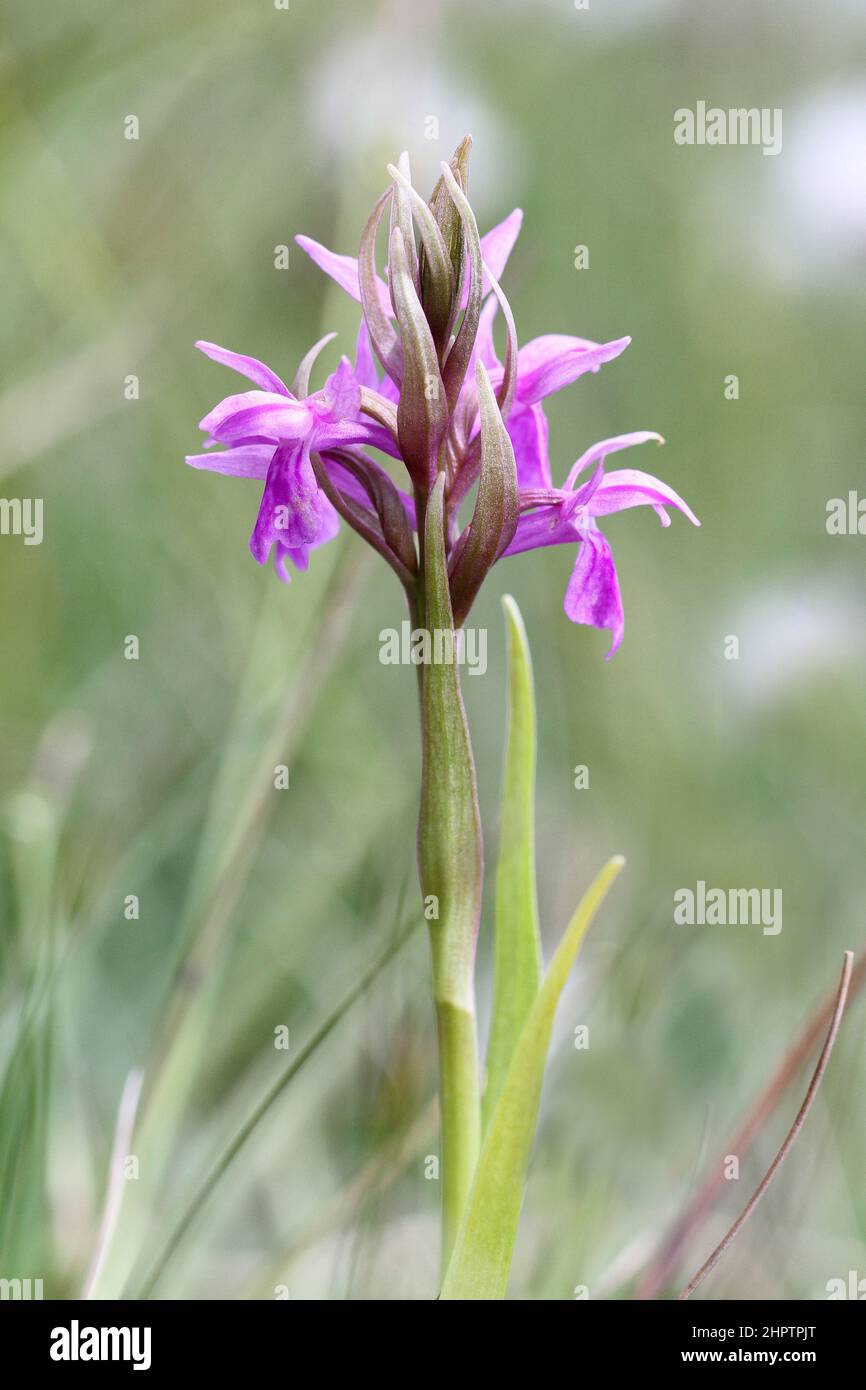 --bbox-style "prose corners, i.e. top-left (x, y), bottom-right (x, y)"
top-left (129, 915), bottom-right (416, 1299)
